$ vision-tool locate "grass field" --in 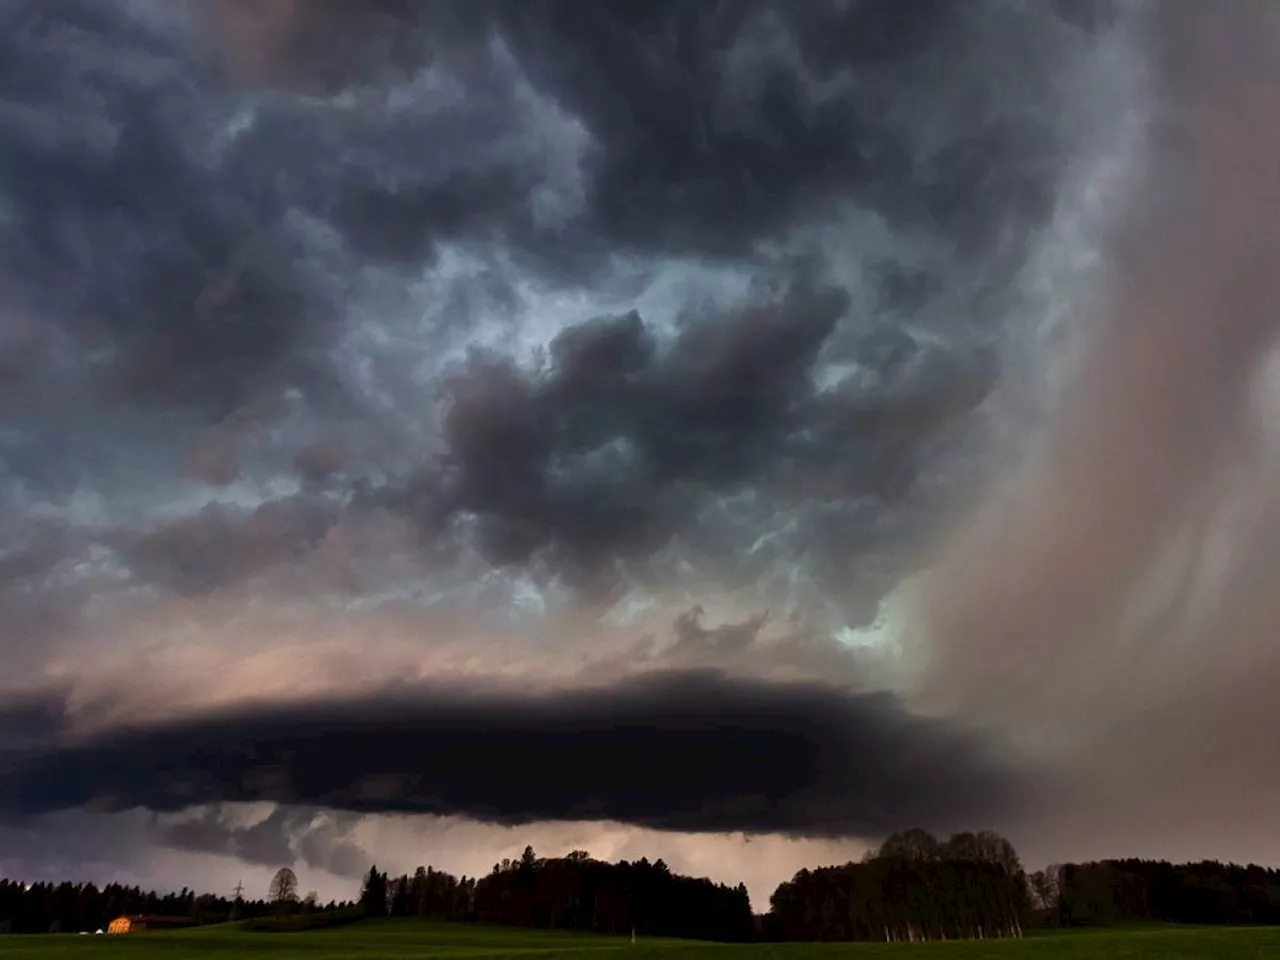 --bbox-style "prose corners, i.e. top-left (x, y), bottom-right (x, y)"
top-left (2, 920), bottom-right (1278, 959)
